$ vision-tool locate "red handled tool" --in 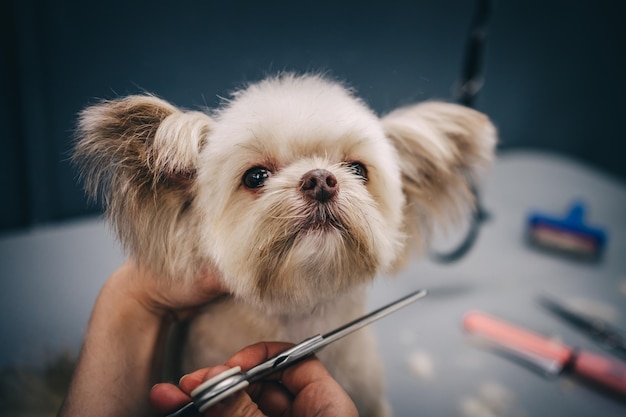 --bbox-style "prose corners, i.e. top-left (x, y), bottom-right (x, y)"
top-left (463, 311), bottom-right (626, 398)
